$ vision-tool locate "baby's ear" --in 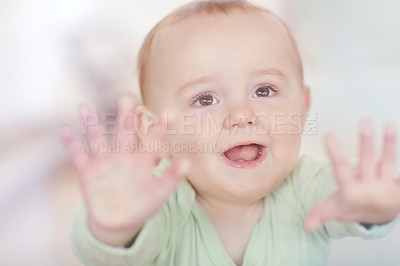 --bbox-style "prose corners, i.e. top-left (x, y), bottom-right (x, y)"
top-left (135, 105), bottom-right (159, 141)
